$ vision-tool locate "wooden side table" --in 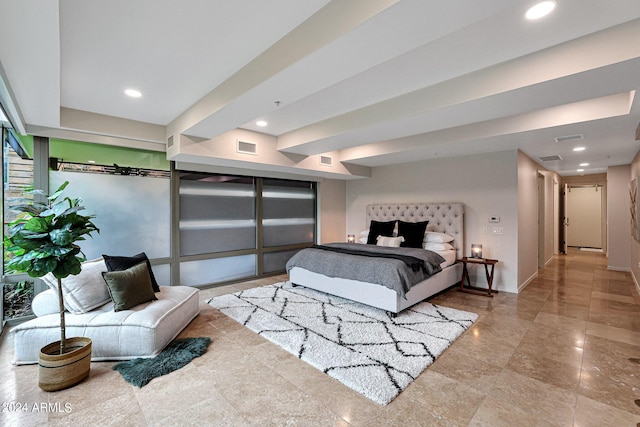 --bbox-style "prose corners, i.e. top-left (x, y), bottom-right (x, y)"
top-left (458, 257), bottom-right (498, 297)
